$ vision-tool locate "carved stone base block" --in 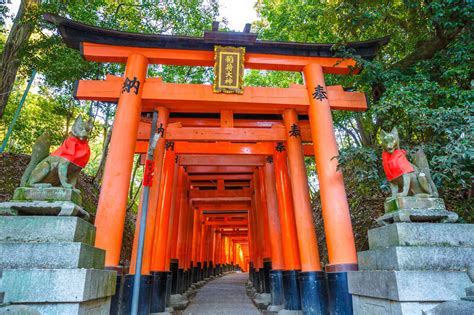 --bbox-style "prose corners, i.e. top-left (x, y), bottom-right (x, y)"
top-left (377, 209), bottom-right (458, 225)
top-left (0, 200), bottom-right (90, 220)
